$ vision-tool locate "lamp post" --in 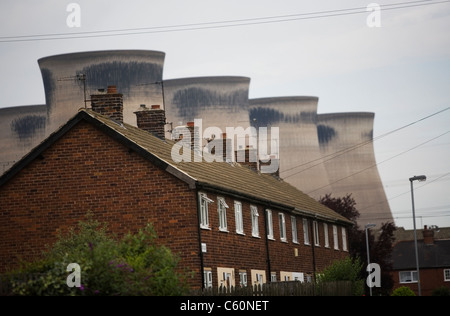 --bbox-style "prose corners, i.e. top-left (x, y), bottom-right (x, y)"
top-left (409, 175), bottom-right (426, 296)
top-left (365, 223), bottom-right (376, 296)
